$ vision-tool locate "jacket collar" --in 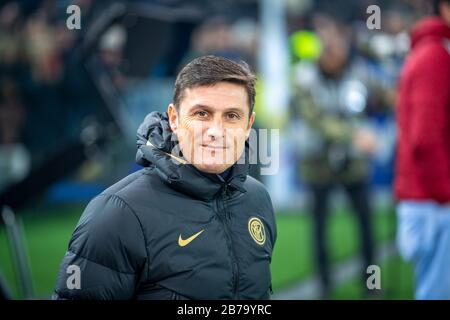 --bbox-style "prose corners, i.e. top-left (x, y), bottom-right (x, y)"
top-left (411, 17), bottom-right (450, 49)
top-left (136, 112), bottom-right (249, 201)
